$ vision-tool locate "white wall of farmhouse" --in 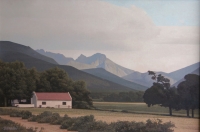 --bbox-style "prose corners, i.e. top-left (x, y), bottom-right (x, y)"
top-left (31, 92), bottom-right (72, 108)
top-left (31, 92), bottom-right (37, 107)
top-left (37, 100), bottom-right (72, 108)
